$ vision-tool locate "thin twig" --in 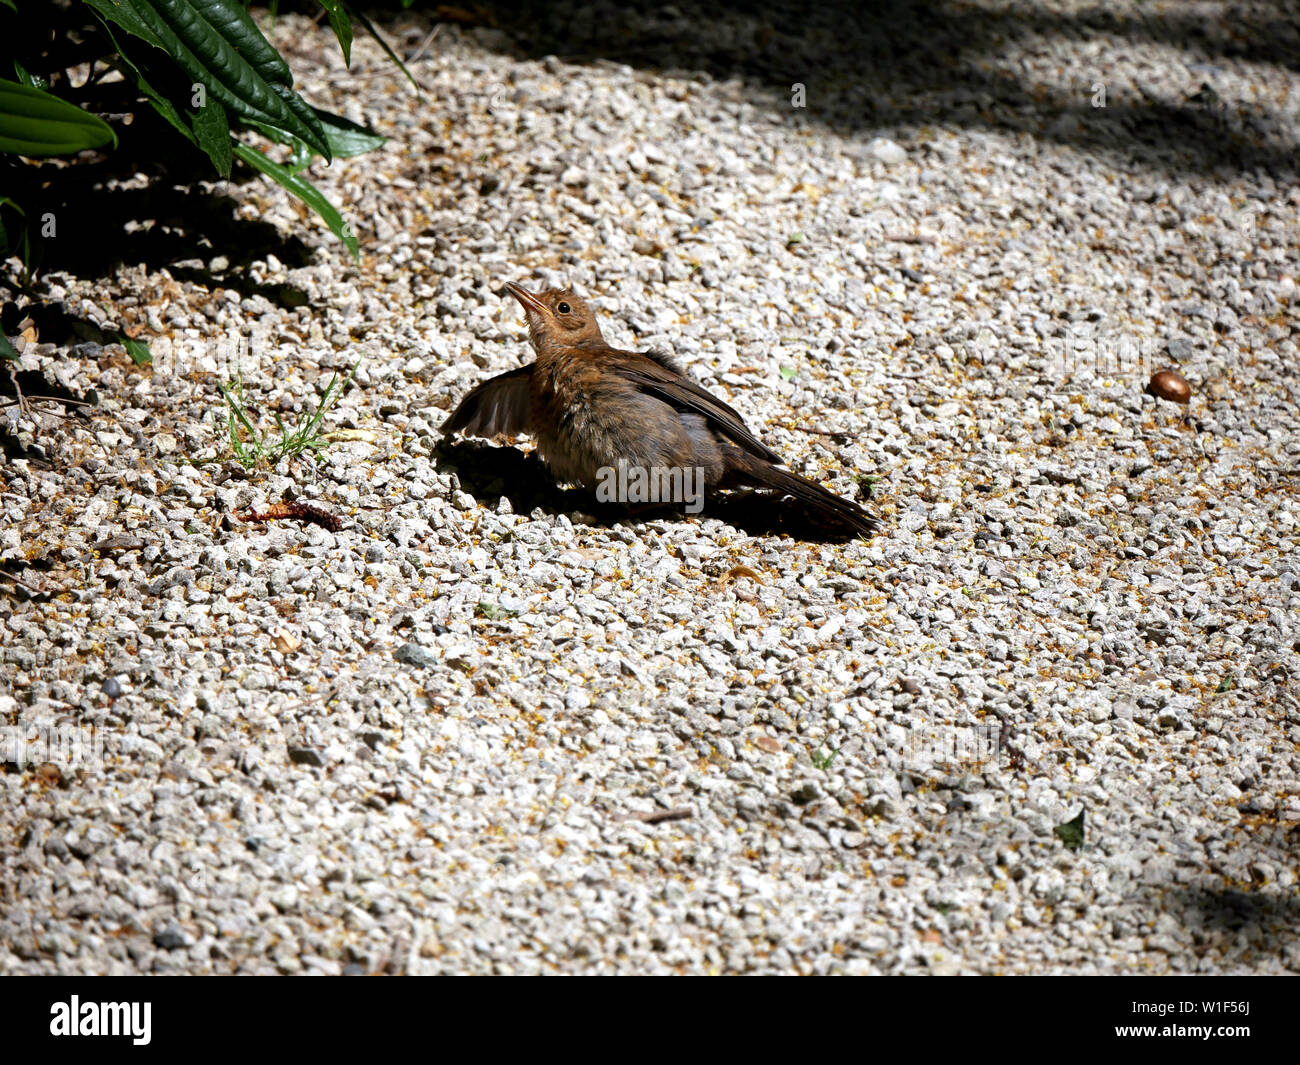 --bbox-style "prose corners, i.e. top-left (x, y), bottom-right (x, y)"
top-left (3, 365), bottom-right (30, 421)
top-left (11, 394), bottom-right (93, 408)
top-left (612, 806), bottom-right (693, 825)
top-left (0, 394), bottom-right (92, 422)
top-left (405, 24), bottom-right (442, 65)
top-left (0, 570), bottom-right (42, 595)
